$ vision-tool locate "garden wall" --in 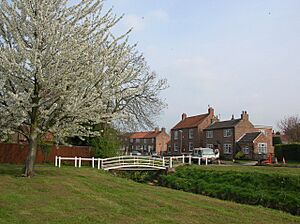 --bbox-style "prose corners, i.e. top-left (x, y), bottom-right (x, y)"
top-left (0, 143), bottom-right (92, 164)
